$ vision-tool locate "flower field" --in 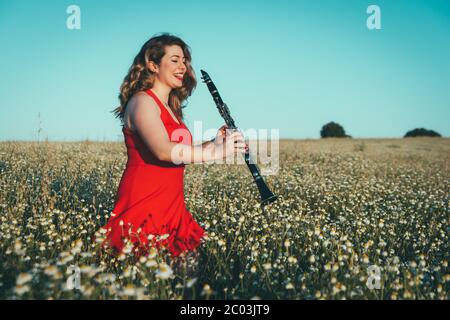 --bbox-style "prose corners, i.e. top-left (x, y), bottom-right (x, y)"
top-left (0, 137), bottom-right (448, 299)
